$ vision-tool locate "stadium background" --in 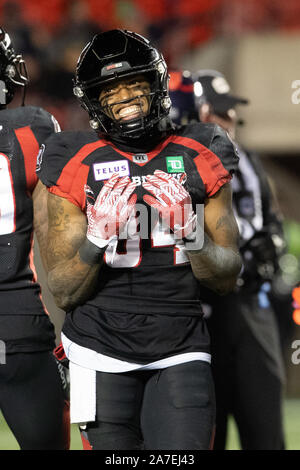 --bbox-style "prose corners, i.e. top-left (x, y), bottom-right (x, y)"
top-left (0, 0), bottom-right (299, 450)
